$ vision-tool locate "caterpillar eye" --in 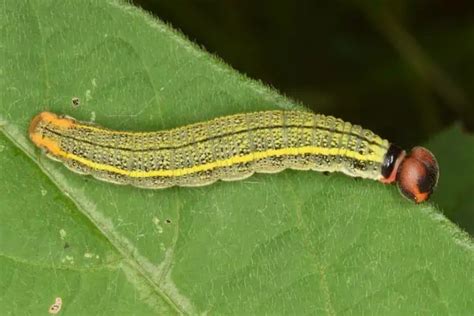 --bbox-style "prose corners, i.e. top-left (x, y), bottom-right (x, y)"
top-left (380, 144), bottom-right (405, 183)
top-left (396, 147), bottom-right (439, 203)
